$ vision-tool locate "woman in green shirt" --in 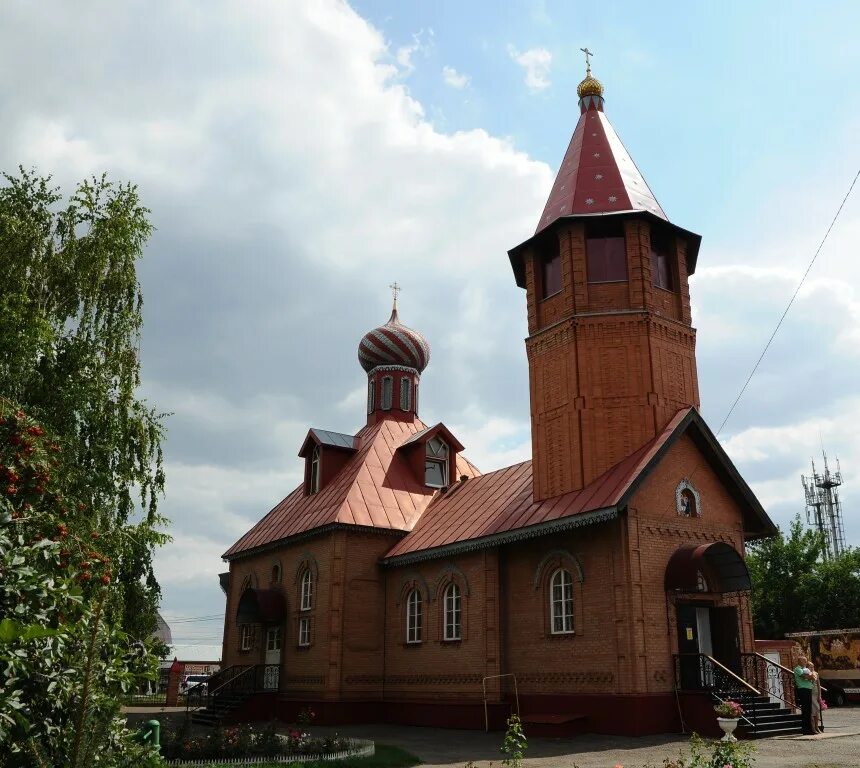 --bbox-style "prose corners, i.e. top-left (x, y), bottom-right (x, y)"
top-left (794, 655), bottom-right (815, 735)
